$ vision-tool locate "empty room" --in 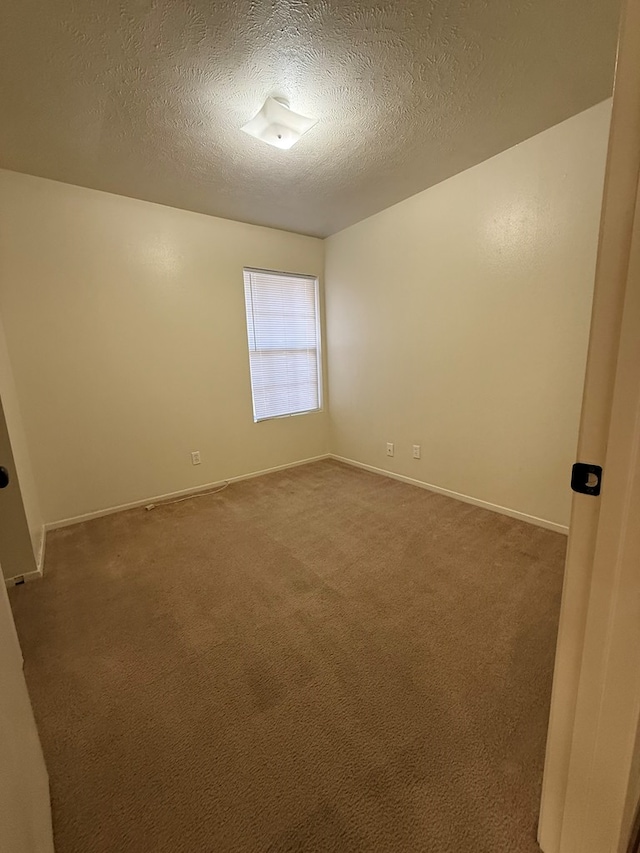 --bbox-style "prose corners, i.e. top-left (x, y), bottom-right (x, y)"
top-left (3, 0), bottom-right (640, 852)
